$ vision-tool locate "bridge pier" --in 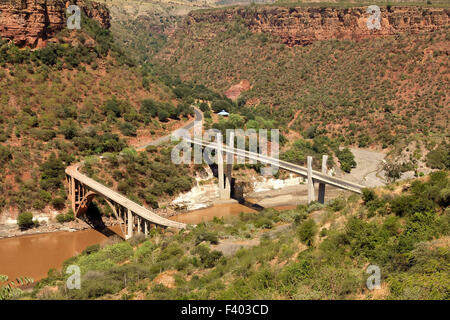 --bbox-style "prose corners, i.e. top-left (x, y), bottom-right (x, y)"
top-left (126, 209), bottom-right (133, 240)
top-left (307, 156), bottom-right (315, 204)
top-left (318, 155), bottom-right (328, 204)
top-left (225, 131), bottom-right (234, 198)
top-left (137, 217), bottom-right (142, 234)
top-left (217, 133), bottom-right (231, 200)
